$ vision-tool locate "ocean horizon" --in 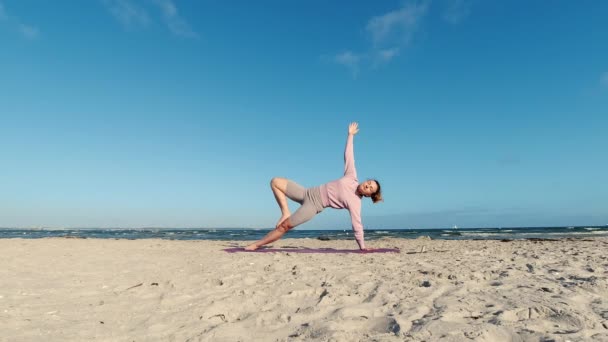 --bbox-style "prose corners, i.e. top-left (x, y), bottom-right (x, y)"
top-left (1, 225), bottom-right (607, 241)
